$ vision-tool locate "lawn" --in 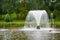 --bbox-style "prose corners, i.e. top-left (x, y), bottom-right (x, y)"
top-left (0, 20), bottom-right (25, 29)
top-left (54, 21), bottom-right (60, 28)
top-left (0, 20), bottom-right (60, 29)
